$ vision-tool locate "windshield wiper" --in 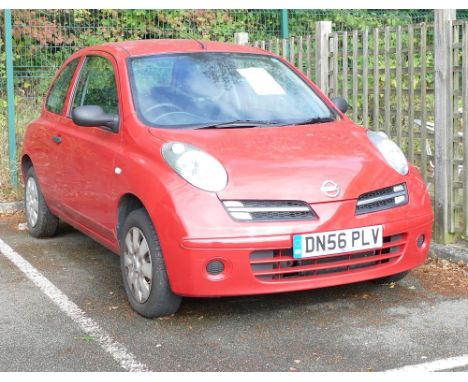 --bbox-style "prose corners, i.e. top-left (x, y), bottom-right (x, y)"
top-left (193, 116), bottom-right (335, 130)
top-left (194, 119), bottom-right (284, 129)
top-left (291, 116), bottom-right (336, 126)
